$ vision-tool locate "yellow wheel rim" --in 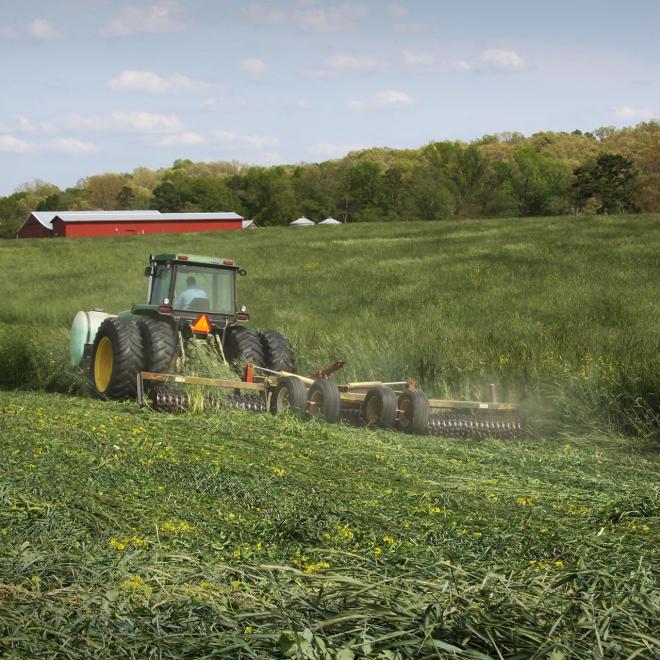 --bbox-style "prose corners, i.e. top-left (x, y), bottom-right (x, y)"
top-left (94, 336), bottom-right (113, 392)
